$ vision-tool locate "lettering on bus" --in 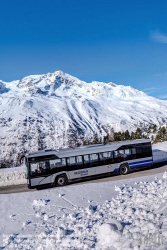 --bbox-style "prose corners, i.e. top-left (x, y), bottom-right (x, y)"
top-left (74, 170), bottom-right (88, 176)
